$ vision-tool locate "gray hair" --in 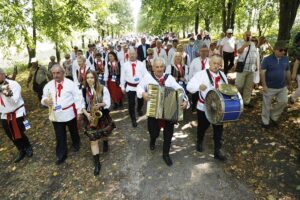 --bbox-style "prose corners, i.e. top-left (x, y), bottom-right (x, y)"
top-left (152, 57), bottom-right (166, 67)
top-left (51, 64), bottom-right (65, 74)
